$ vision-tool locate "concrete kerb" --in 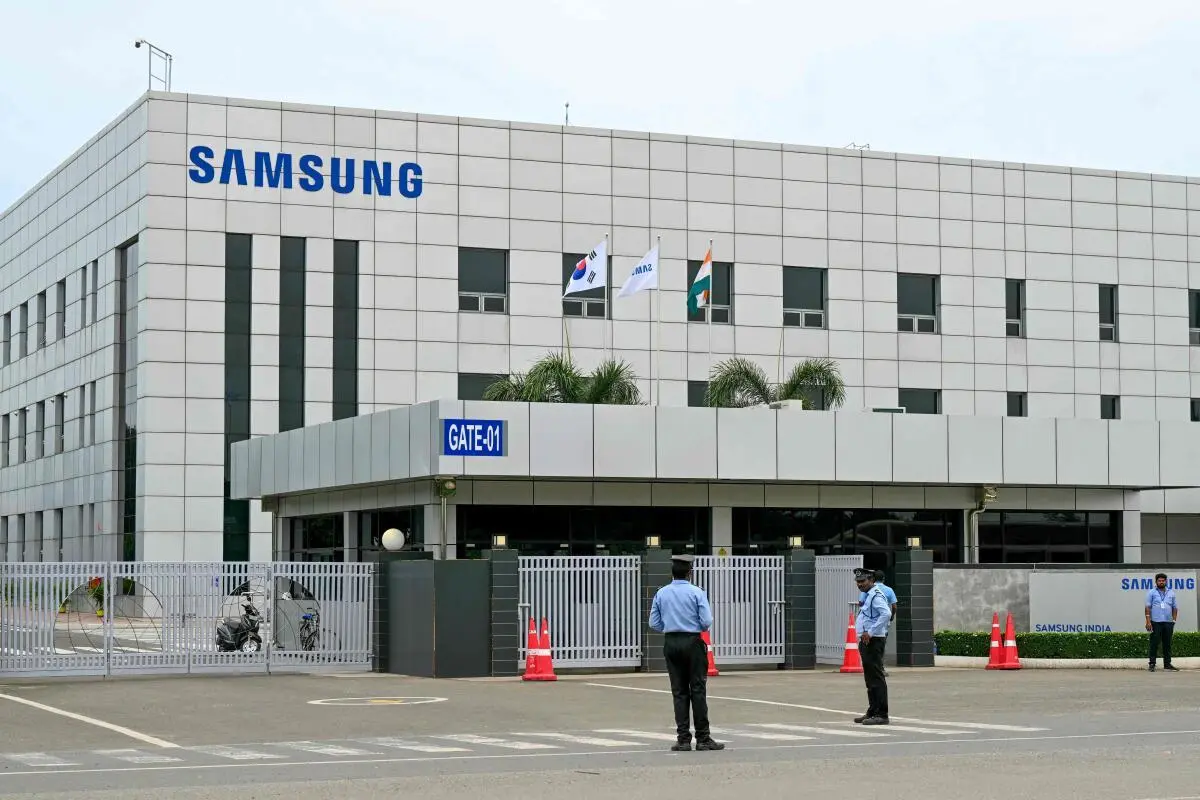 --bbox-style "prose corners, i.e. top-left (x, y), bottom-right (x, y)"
top-left (936, 655), bottom-right (1200, 670)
